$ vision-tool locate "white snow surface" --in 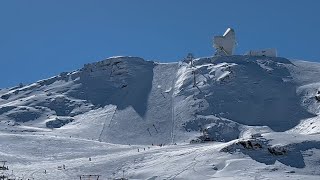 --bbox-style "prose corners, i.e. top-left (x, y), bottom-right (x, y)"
top-left (1, 55), bottom-right (320, 179)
